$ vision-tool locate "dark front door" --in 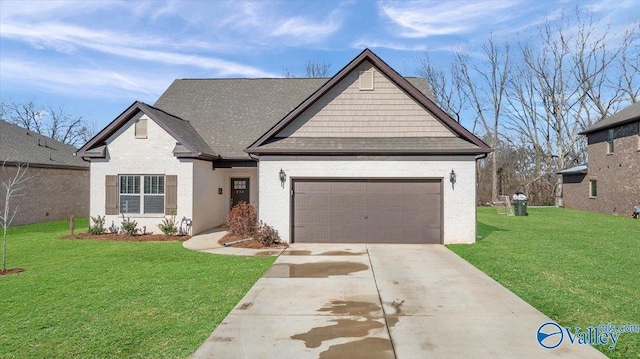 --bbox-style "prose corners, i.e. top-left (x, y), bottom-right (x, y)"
top-left (230, 178), bottom-right (250, 208)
